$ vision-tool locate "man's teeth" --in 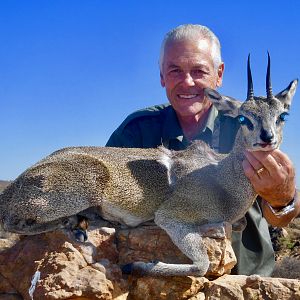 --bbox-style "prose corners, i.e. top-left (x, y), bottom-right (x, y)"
top-left (178, 94), bottom-right (197, 99)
